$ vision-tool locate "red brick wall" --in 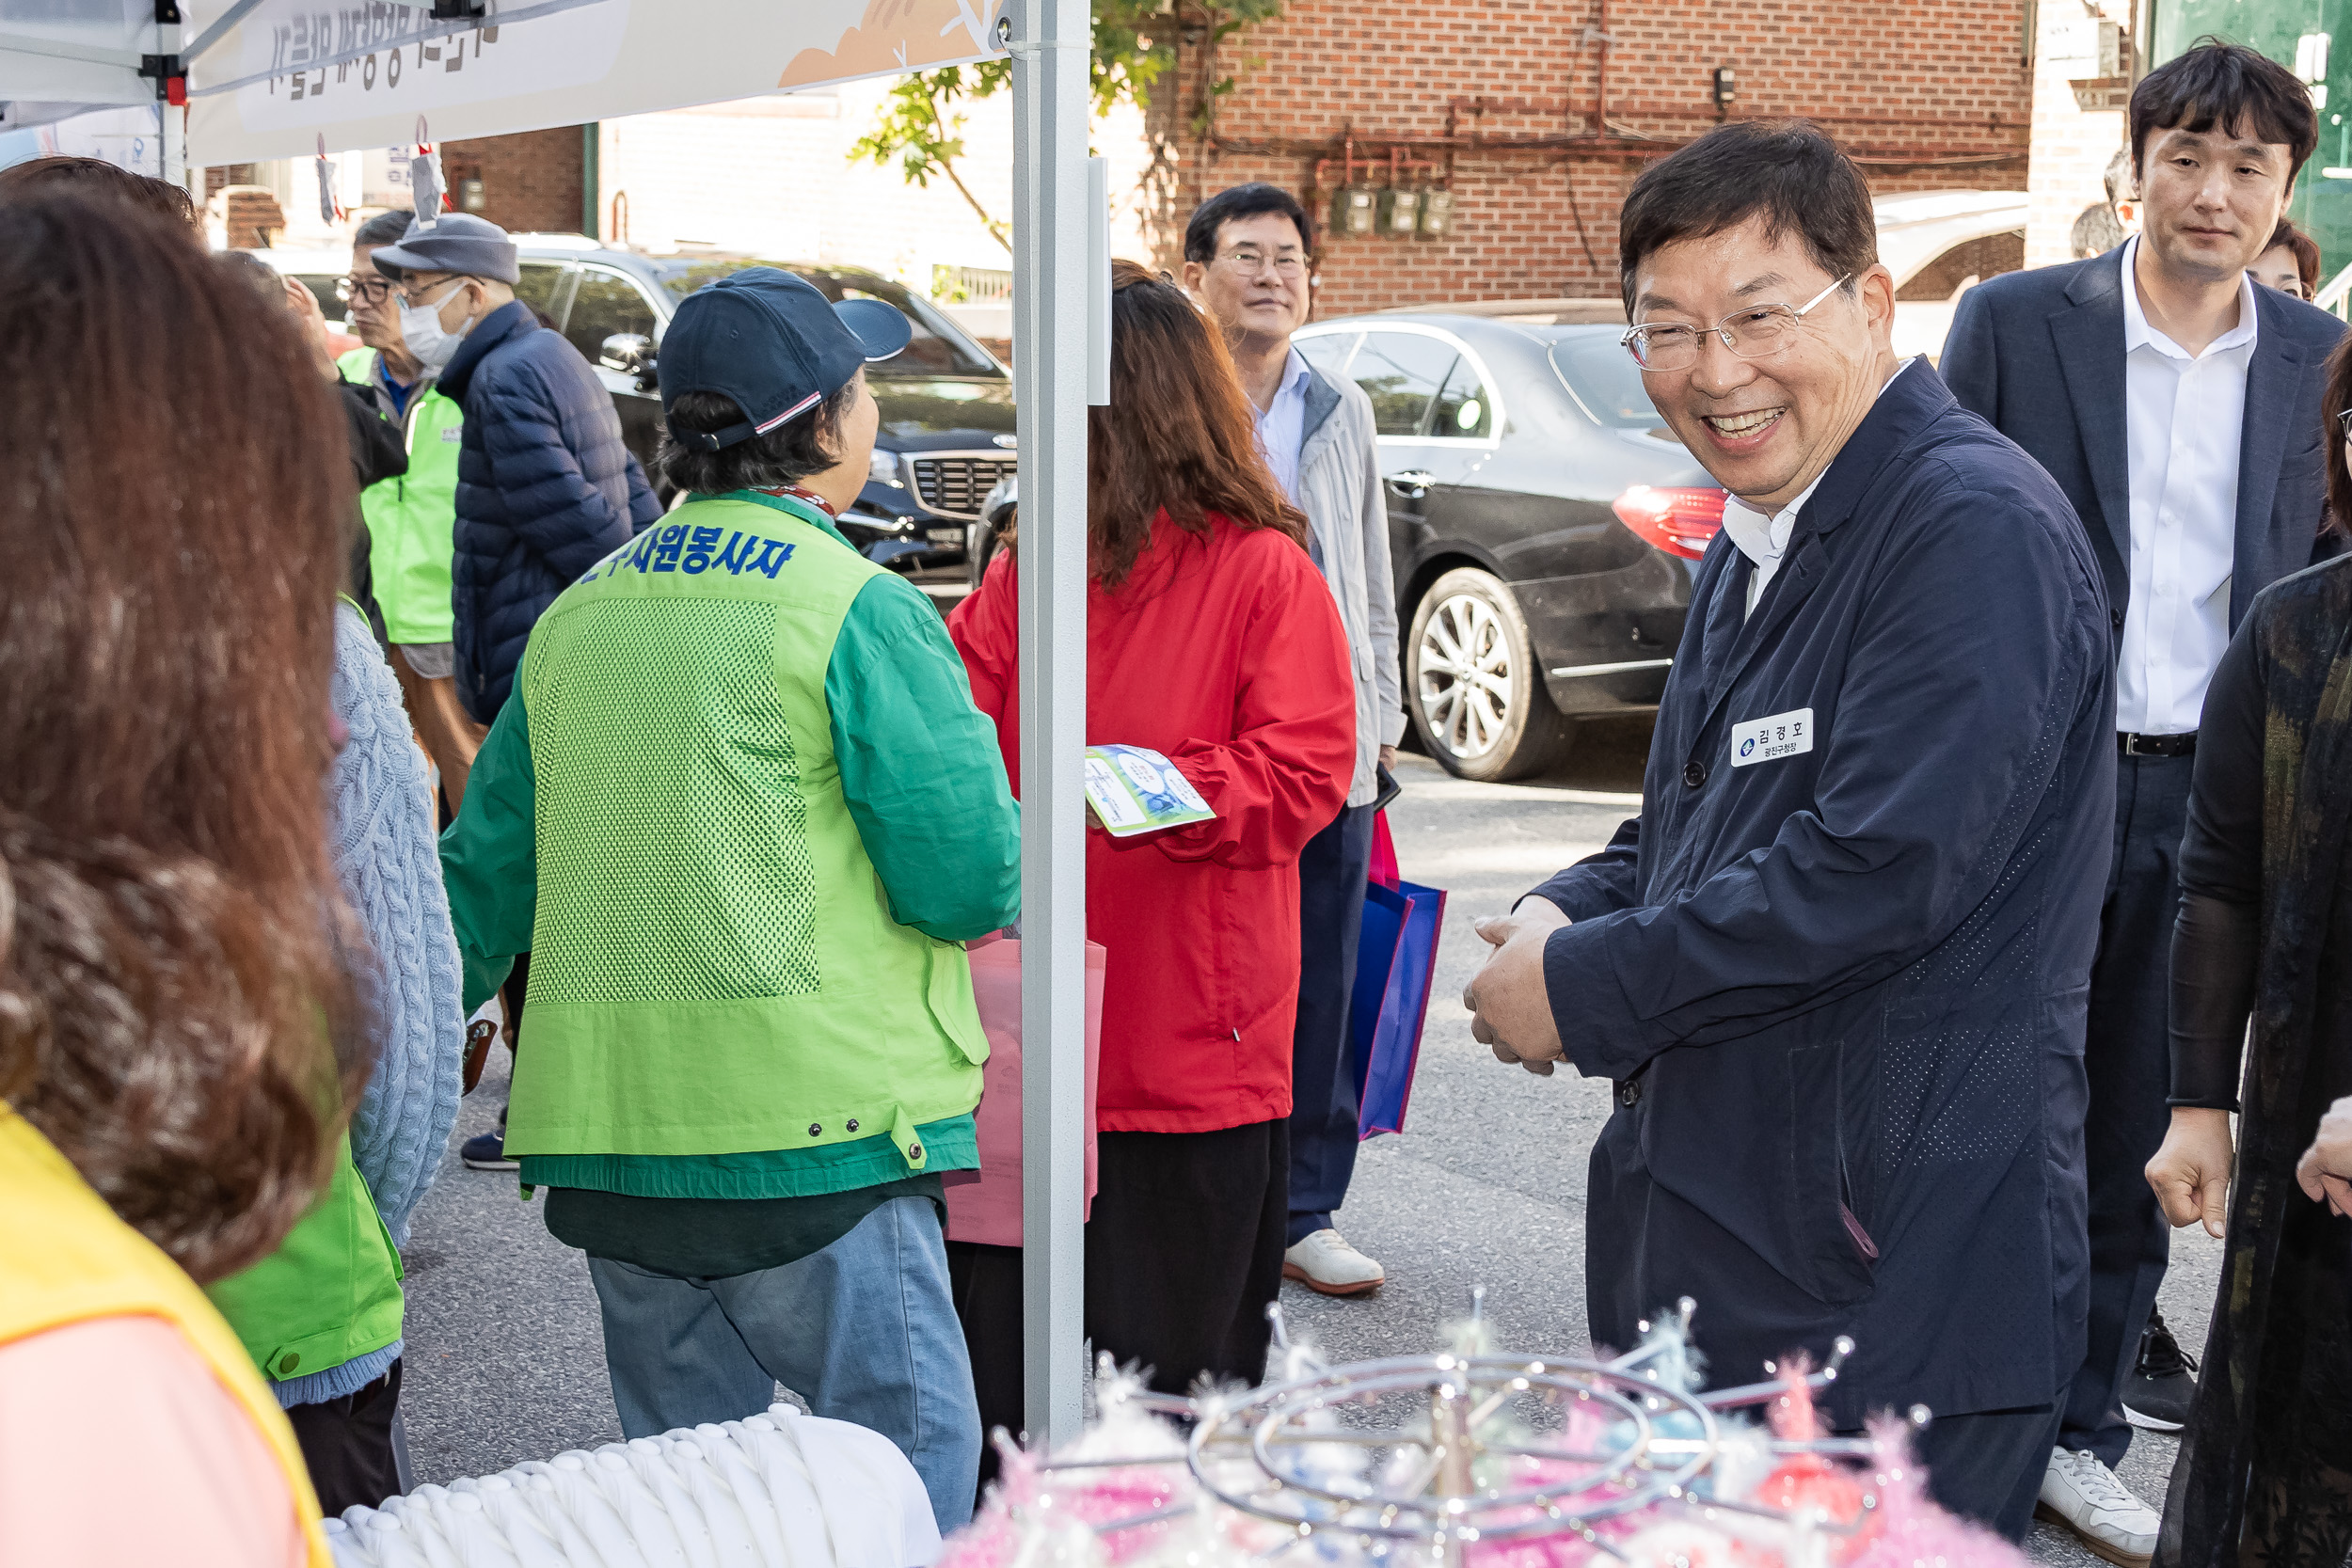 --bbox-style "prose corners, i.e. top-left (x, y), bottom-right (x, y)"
top-left (1146, 0), bottom-right (2032, 316)
top-left (438, 125), bottom-right (584, 235)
